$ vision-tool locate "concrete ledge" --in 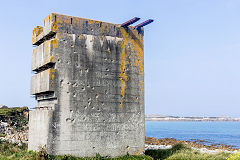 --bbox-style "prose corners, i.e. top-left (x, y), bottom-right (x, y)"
top-left (30, 69), bottom-right (56, 95)
top-left (32, 39), bottom-right (55, 71)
